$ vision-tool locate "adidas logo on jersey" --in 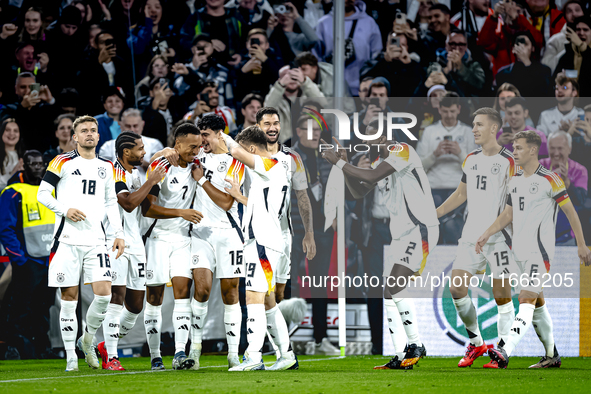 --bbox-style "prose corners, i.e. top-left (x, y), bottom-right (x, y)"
top-left (246, 280), bottom-right (251, 287)
top-left (71, 169), bottom-right (82, 175)
top-left (61, 326), bottom-right (74, 332)
top-left (512, 188), bottom-right (517, 193)
top-left (171, 177), bottom-right (179, 184)
top-left (471, 164), bottom-right (477, 171)
top-left (103, 271), bottom-right (111, 277)
top-left (179, 324), bottom-right (189, 331)
top-left (147, 328), bottom-right (158, 335)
